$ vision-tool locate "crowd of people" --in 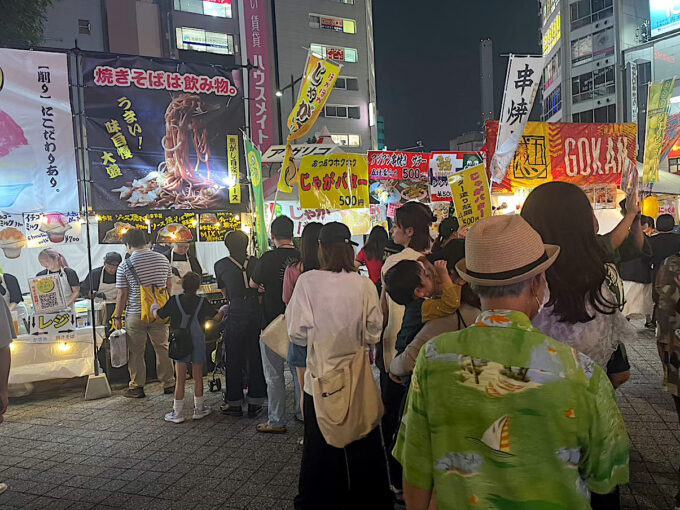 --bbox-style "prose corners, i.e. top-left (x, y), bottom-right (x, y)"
top-left (5, 180), bottom-right (680, 508)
